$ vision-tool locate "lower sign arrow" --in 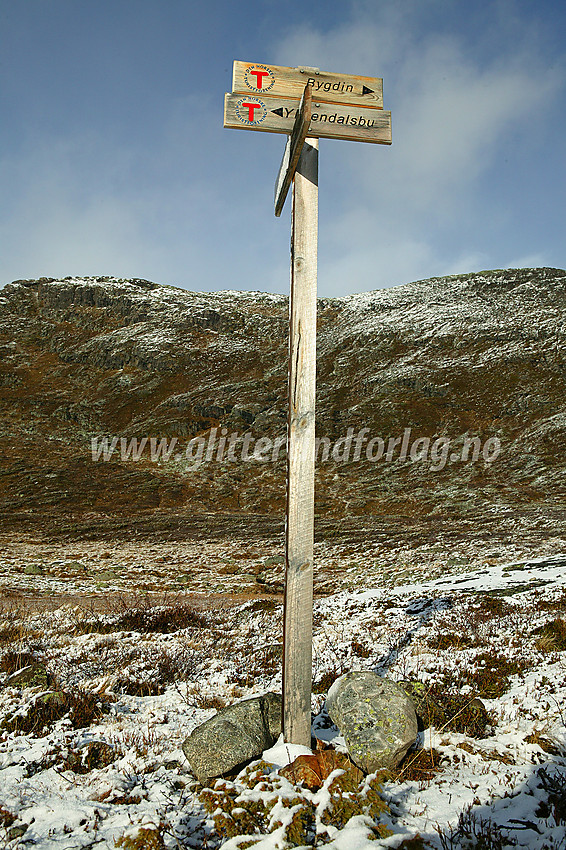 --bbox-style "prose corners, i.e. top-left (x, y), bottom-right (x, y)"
top-left (224, 93), bottom-right (391, 144)
top-left (274, 85), bottom-right (312, 217)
